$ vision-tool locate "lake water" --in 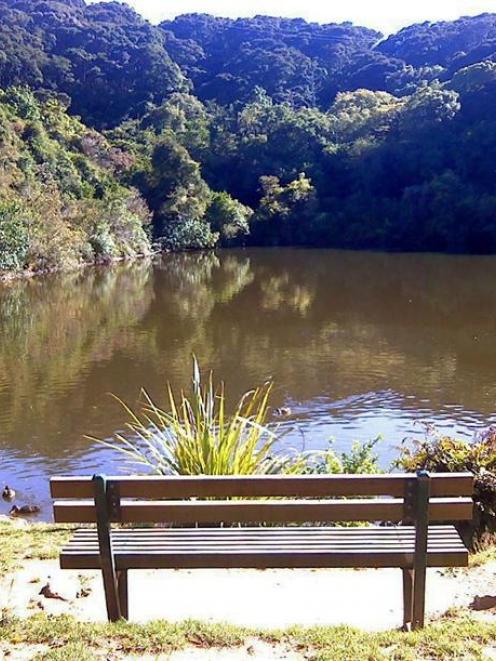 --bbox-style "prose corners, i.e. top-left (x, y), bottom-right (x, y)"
top-left (1, 248), bottom-right (496, 520)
